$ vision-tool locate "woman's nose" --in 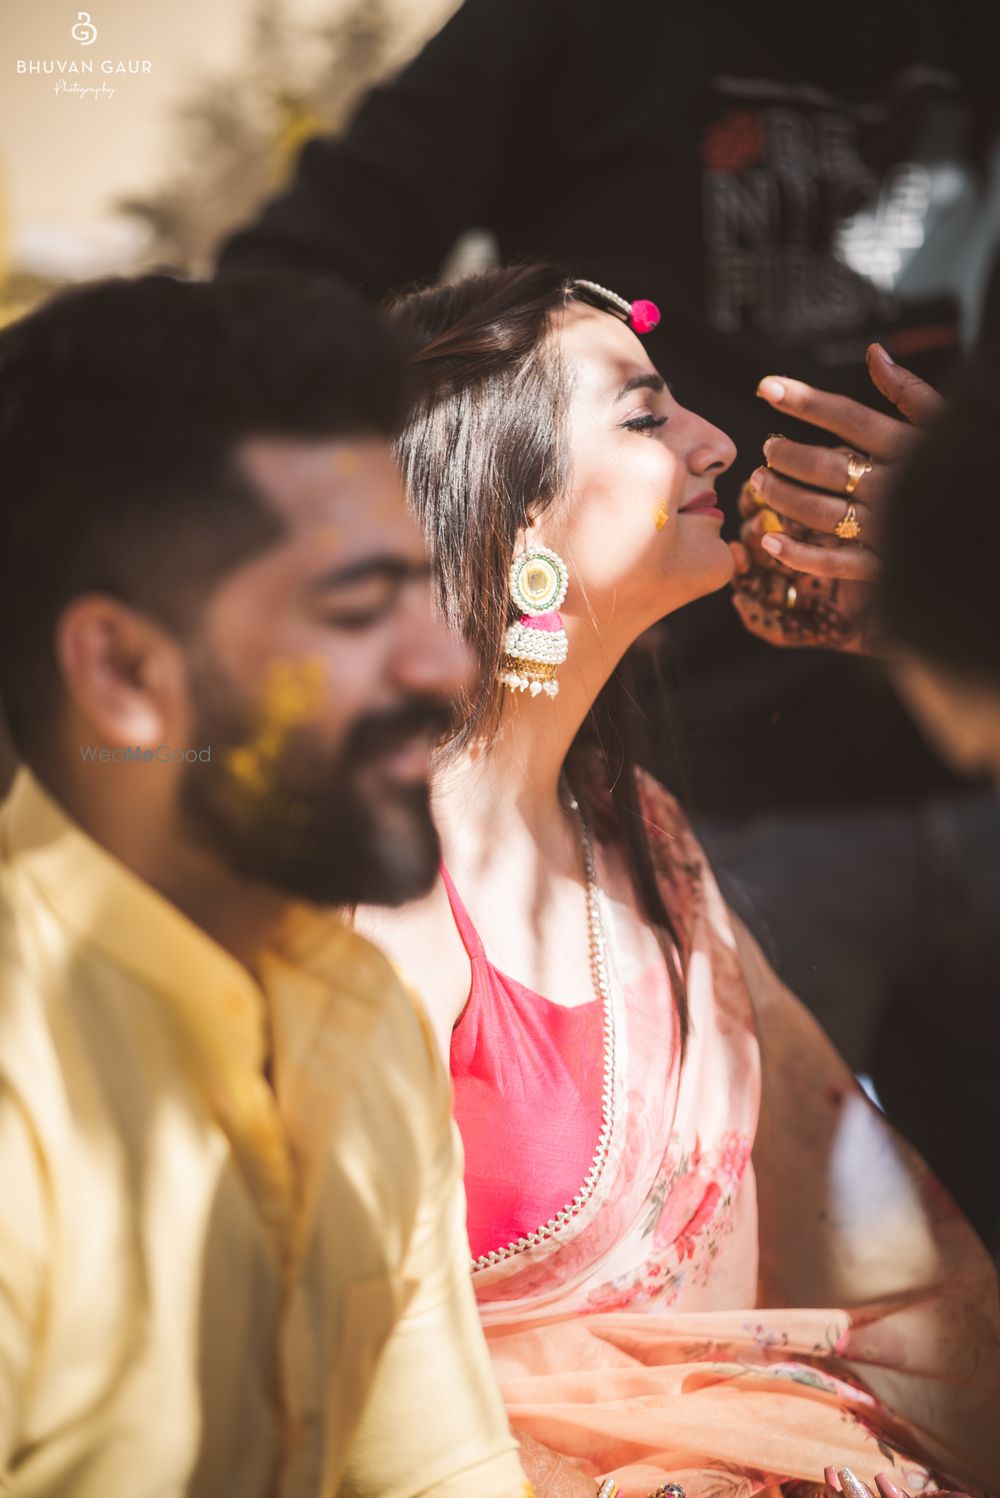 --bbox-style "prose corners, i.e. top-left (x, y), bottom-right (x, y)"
top-left (689, 416), bottom-right (737, 477)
